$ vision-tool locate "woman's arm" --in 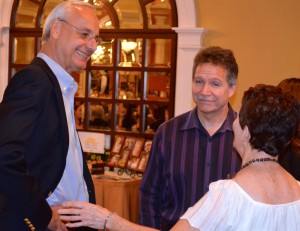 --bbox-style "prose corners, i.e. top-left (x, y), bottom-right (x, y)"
top-left (171, 219), bottom-right (199, 231)
top-left (59, 201), bottom-right (158, 231)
